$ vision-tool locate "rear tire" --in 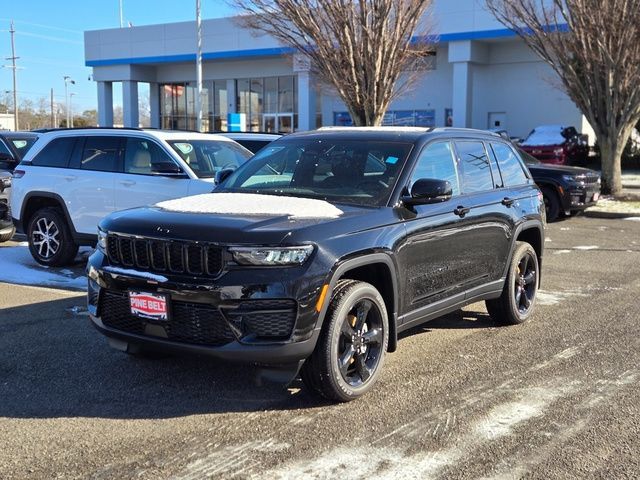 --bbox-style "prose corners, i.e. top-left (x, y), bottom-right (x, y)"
top-left (486, 241), bottom-right (539, 325)
top-left (301, 279), bottom-right (389, 402)
top-left (27, 207), bottom-right (79, 266)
